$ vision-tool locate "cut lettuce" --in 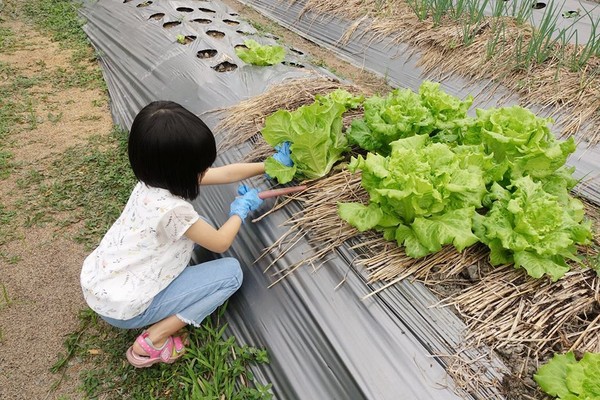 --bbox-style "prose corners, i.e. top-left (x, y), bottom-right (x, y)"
top-left (535, 352), bottom-right (600, 399)
top-left (262, 89), bottom-right (363, 184)
top-left (235, 39), bottom-right (285, 66)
